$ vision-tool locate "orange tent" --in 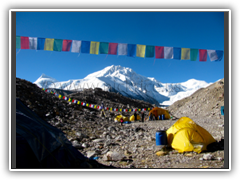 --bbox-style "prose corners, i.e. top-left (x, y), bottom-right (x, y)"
top-left (148, 107), bottom-right (171, 120)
